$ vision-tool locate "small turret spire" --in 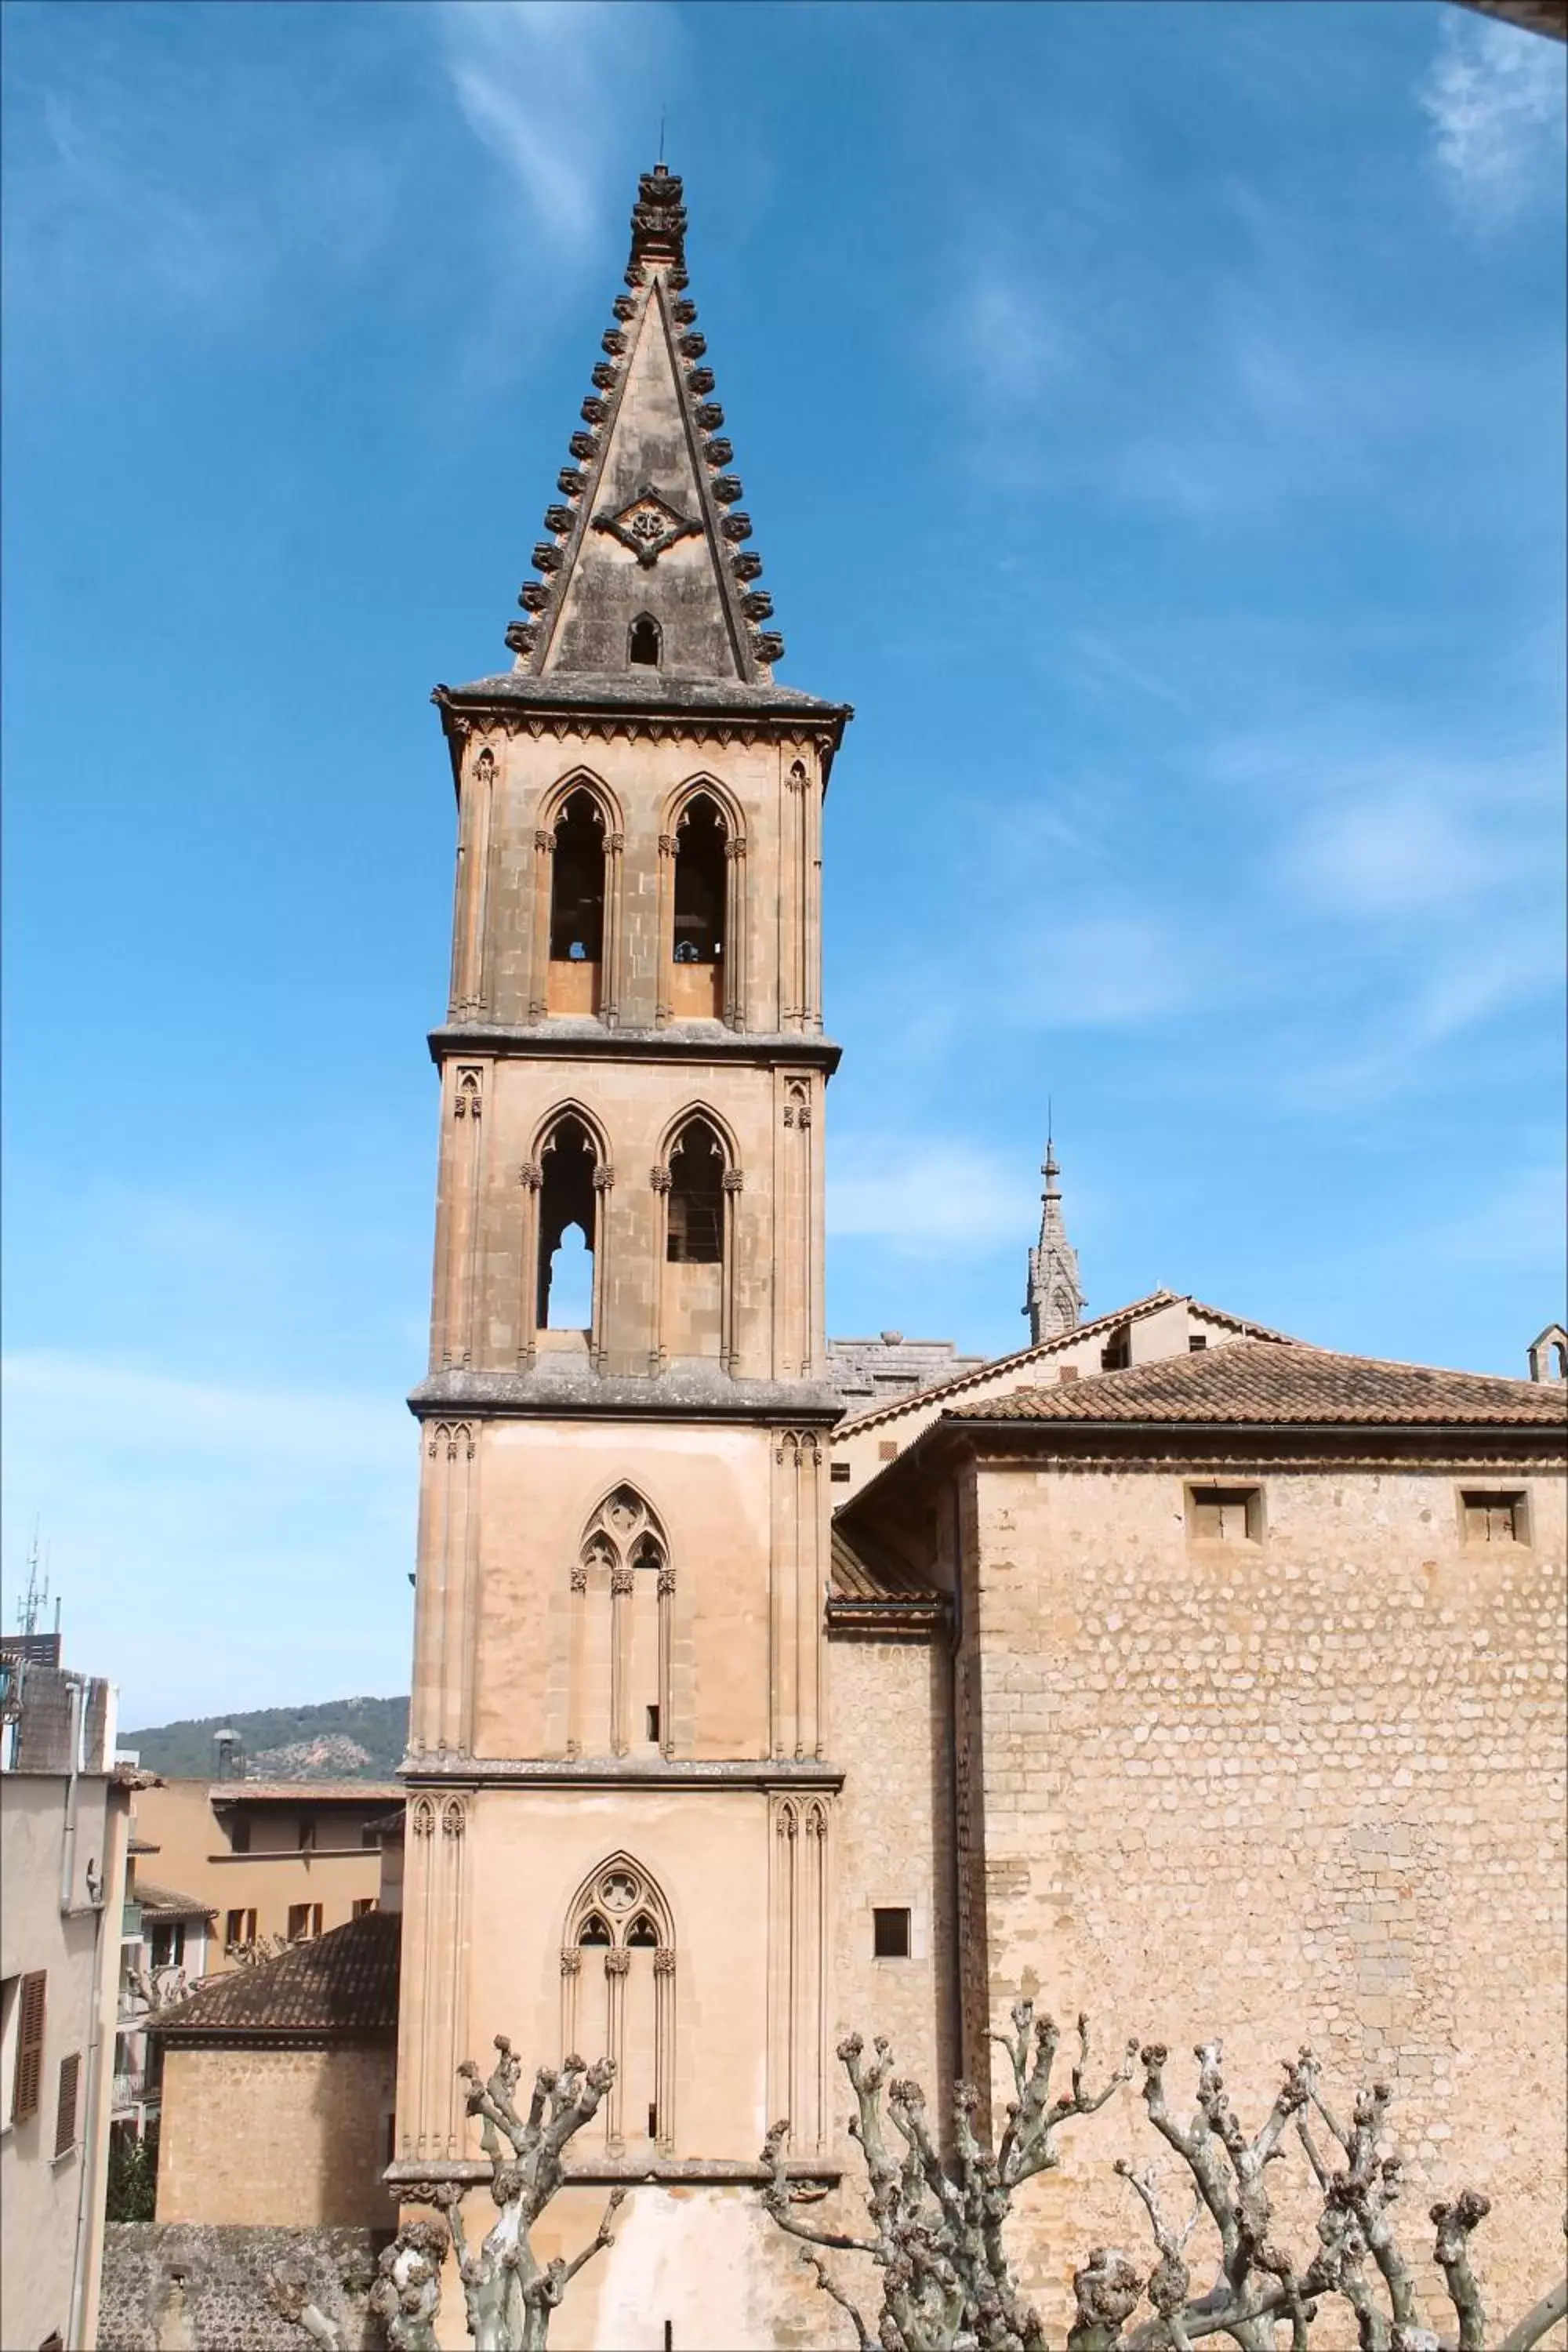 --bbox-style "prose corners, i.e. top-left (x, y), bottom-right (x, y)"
top-left (1025, 1122), bottom-right (1085, 1344)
